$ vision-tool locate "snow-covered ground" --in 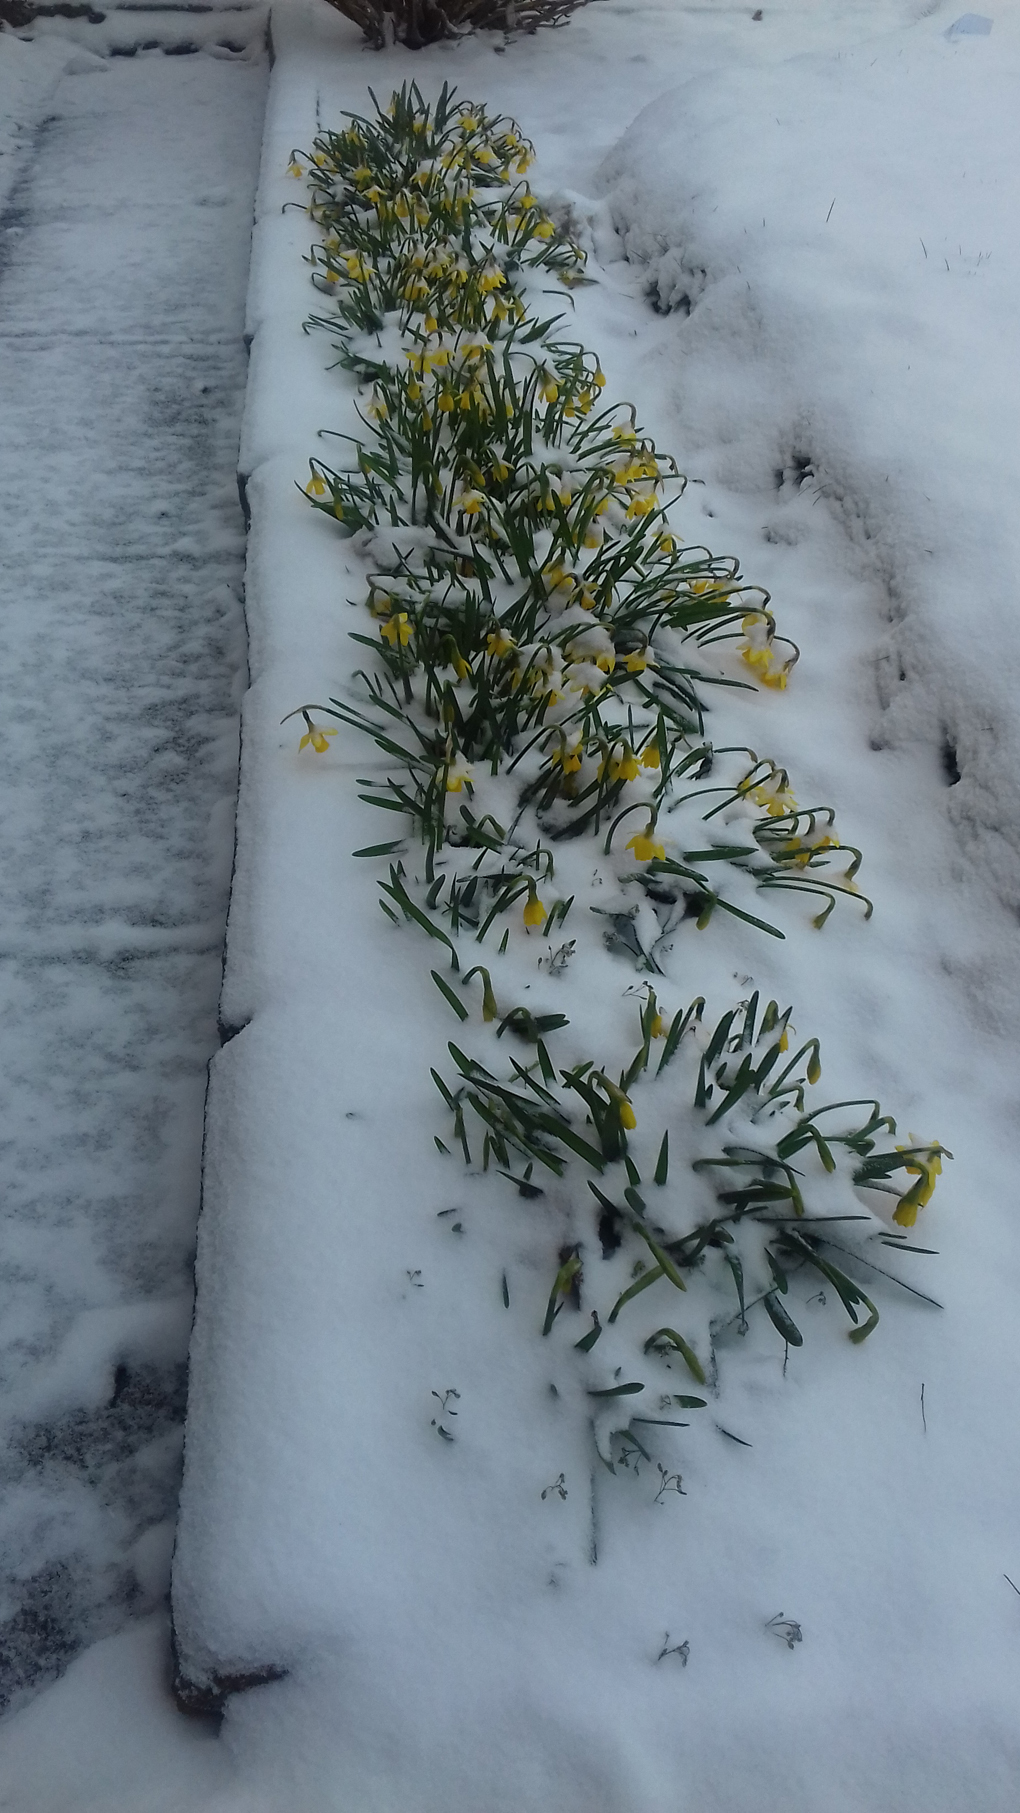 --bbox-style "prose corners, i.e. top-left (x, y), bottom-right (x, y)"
top-left (4, 0), bottom-right (1020, 1807)
top-left (0, 26), bottom-right (265, 1713)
